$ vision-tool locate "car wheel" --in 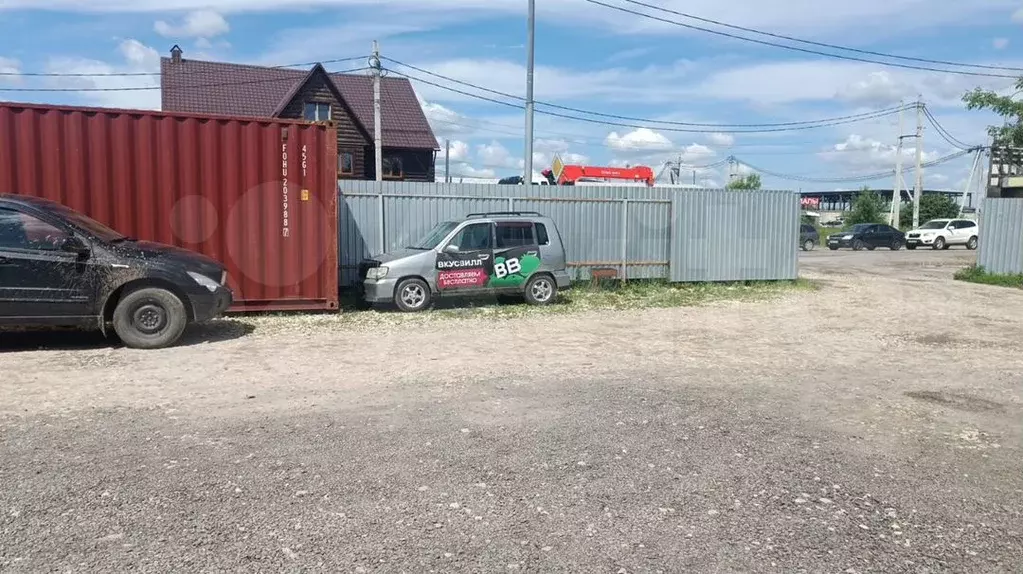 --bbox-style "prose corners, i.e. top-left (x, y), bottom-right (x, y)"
top-left (933, 237), bottom-right (945, 250)
top-left (394, 278), bottom-right (431, 312)
top-left (852, 239), bottom-right (865, 251)
top-left (967, 236), bottom-right (978, 250)
top-left (890, 240), bottom-right (902, 250)
top-left (524, 274), bottom-right (557, 306)
top-left (829, 246), bottom-right (839, 251)
top-left (112, 287), bottom-right (188, 349)
top-left (802, 239), bottom-right (814, 251)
